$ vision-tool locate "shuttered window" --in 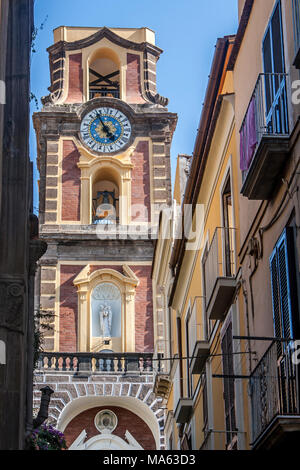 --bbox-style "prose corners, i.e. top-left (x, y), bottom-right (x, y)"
top-left (270, 229), bottom-right (295, 356)
top-left (221, 322), bottom-right (237, 447)
top-left (262, 0), bottom-right (288, 135)
top-left (202, 372), bottom-right (208, 433)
